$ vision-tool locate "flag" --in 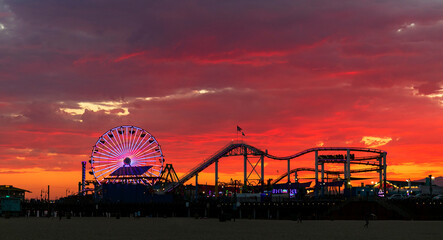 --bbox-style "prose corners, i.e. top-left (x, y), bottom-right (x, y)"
top-left (236, 126), bottom-right (242, 132)
top-left (242, 131), bottom-right (245, 136)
